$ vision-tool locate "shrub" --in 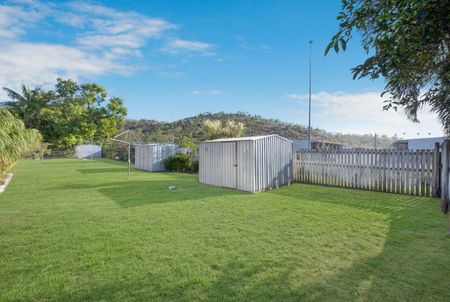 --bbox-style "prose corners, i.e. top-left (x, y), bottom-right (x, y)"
top-left (164, 152), bottom-right (190, 172)
top-left (190, 159), bottom-right (199, 173)
top-left (43, 149), bottom-right (74, 159)
top-left (0, 109), bottom-right (43, 184)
